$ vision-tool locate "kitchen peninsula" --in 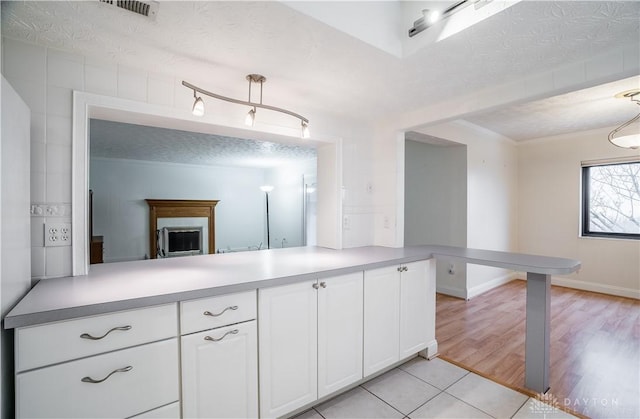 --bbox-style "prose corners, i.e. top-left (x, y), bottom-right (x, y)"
top-left (4, 245), bottom-right (579, 418)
